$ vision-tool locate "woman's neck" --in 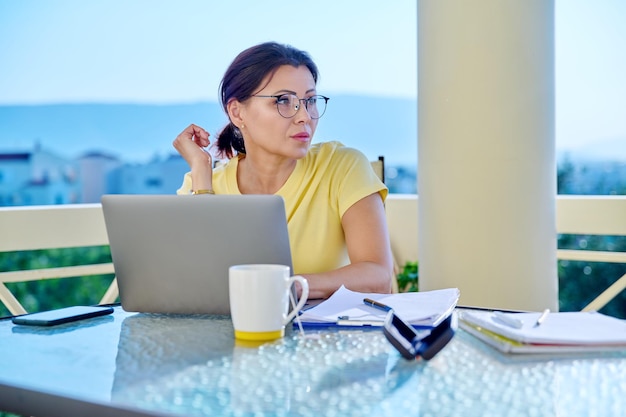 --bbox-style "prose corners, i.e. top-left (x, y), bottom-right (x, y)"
top-left (236, 154), bottom-right (297, 195)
